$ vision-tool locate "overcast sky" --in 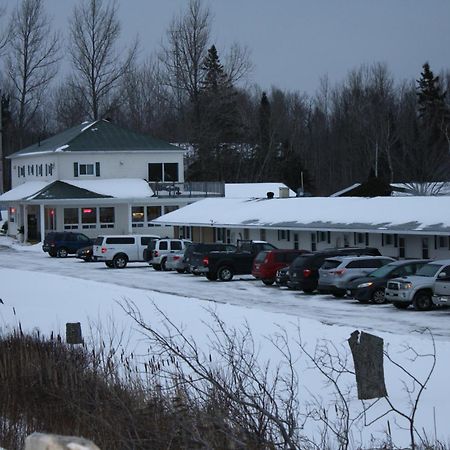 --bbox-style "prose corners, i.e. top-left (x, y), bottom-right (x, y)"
top-left (42, 0), bottom-right (450, 95)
